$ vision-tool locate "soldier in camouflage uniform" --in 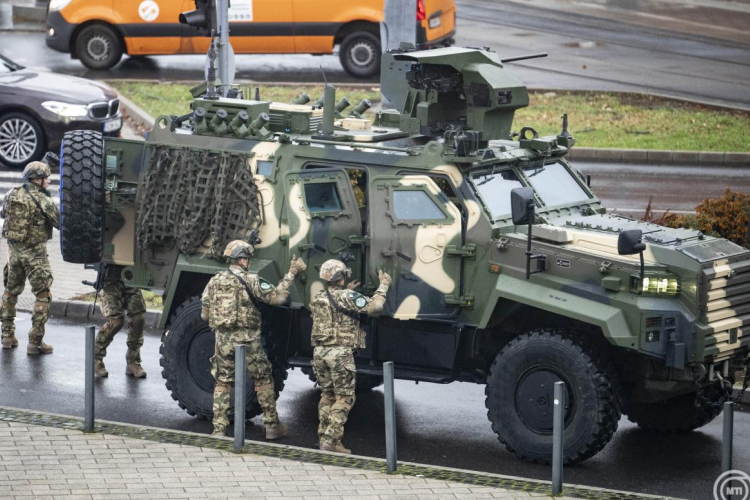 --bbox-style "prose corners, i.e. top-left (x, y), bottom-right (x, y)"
top-left (310, 259), bottom-right (391, 454)
top-left (201, 240), bottom-right (307, 438)
top-left (94, 265), bottom-right (147, 378)
top-left (1, 161), bottom-right (59, 354)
